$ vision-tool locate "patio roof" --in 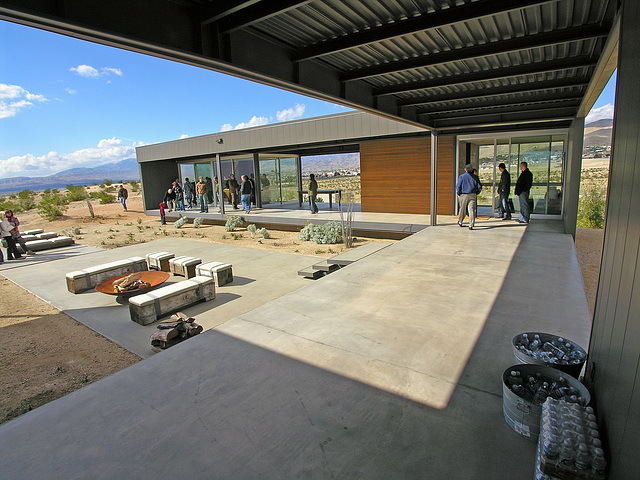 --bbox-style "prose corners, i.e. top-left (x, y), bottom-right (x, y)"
top-left (0, 0), bottom-right (619, 134)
